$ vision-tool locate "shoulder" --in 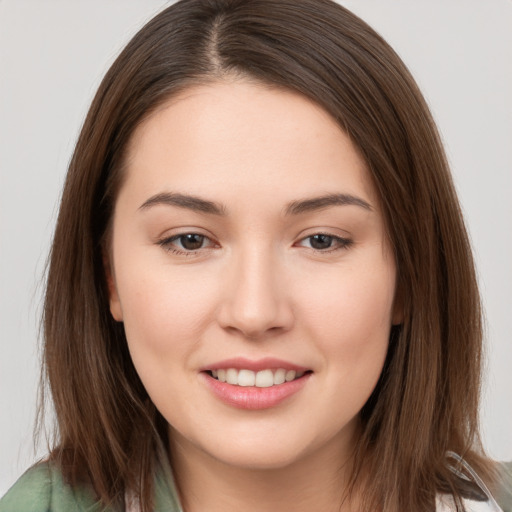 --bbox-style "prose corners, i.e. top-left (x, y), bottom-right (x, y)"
top-left (435, 460), bottom-right (512, 512)
top-left (0, 461), bottom-right (108, 512)
top-left (0, 464), bottom-right (52, 512)
top-left (497, 461), bottom-right (512, 512)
